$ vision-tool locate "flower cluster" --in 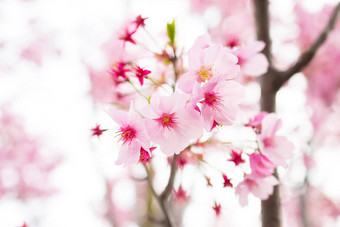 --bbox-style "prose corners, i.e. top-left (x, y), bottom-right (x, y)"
top-left (90, 15), bottom-right (294, 214)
